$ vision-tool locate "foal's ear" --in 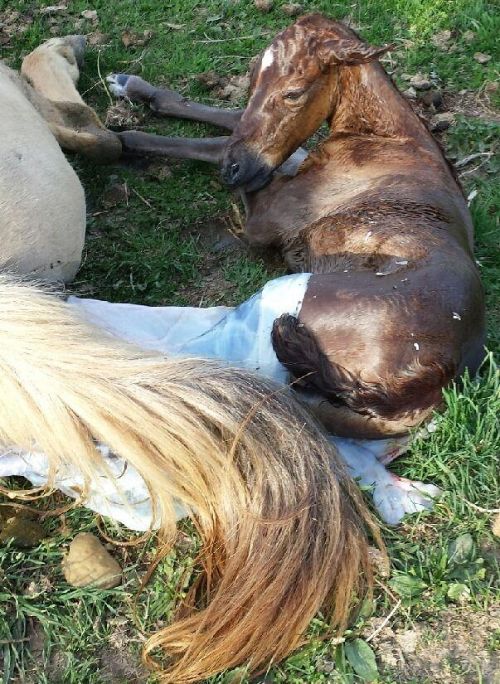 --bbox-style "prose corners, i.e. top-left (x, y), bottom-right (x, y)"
top-left (318, 38), bottom-right (393, 66)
